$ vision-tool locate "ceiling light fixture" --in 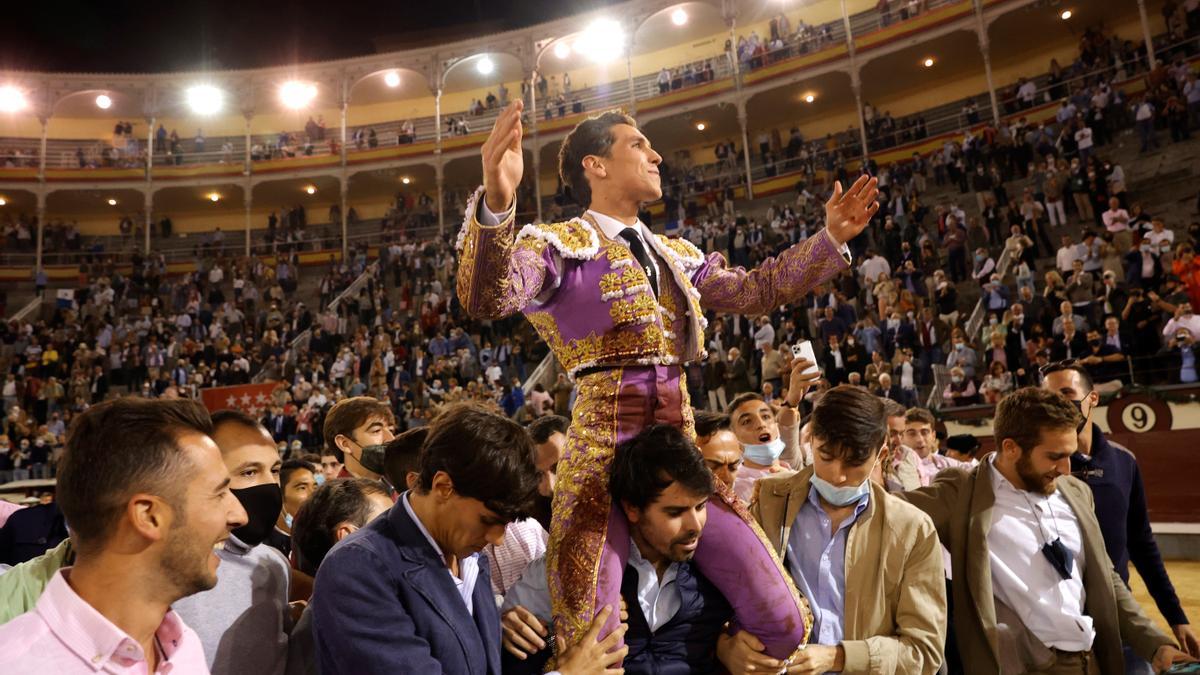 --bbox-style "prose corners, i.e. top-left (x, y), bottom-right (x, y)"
top-left (383, 71), bottom-right (401, 88)
top-left (671, 8), bottom-right (688, 26)
top-left (804, 93), bottom-right (816, 103)
top-left (574, 18), bottom-right (625, 64)
top-left (1060, 9), bottom-right (1072, 20)
top-left (0, 86), bottom-right (27, 113)
top-left (95, 94), bottom-right (113, 110)
top-left (107, 198), bottom-right (118, 206)
top-left (476, 57), bottom-right (495, 75)
top-left (186, 85), bottom-right (223, 115)
top-left (923, 57), bottom-right (935, 68)
top-left (401, 176), bottom-right (411, 185)
top-left (280, 81), bottom-right (318, 109)
top-left (695, 122), bottom-right (706, 131)
top-left (554, 42), bottom-right (571, 59)
top-left (305, 185), bottom-right (316, 195)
